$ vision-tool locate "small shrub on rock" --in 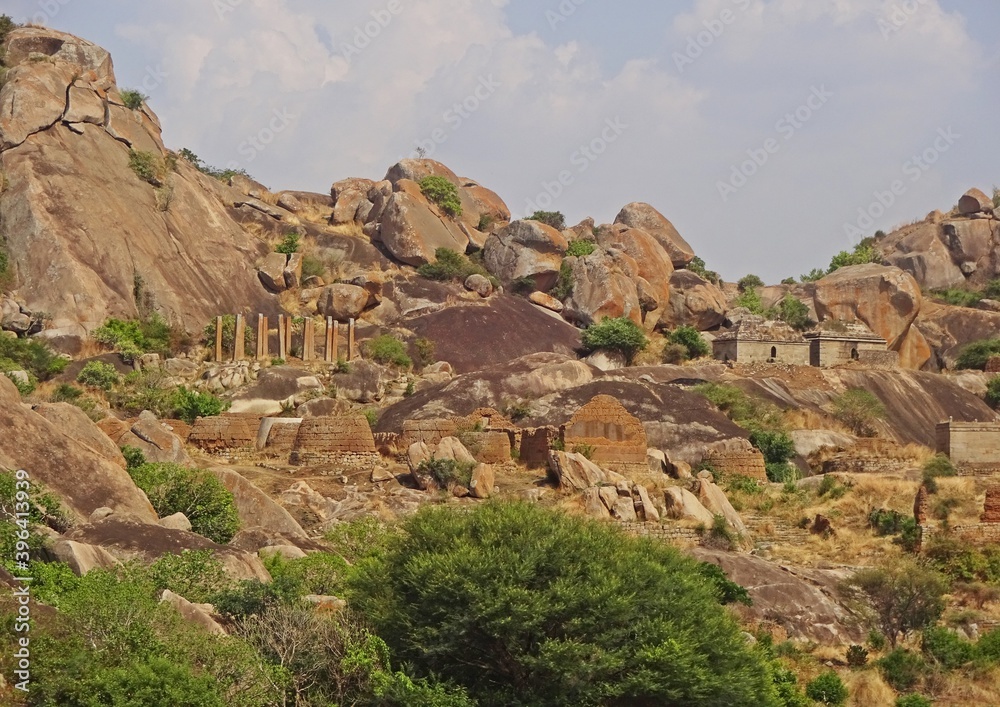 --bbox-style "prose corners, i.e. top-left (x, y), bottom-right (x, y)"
top-left (565, 239), bottom-right (595, 257)
top-left (128, 462), bottom-right (240, 543)
top-left (737, 274), bottom-right (764, 292)
top-left (528, 210), bottom-right (565, 230)
top-left (275, 231), bottom-right (301, 255)
top-left (666, 325), bottom-right (710, 361)
top-left (956, 338), bottom-right (1000, 371)
top-left (364, 335), bottom-right (412, 368)
top-left (805, 671), bottom-right (848, 706)
top-left (417, 457), bottom-right (475, 488)
top-left (77, 360), bottom-right (120, 390)
top-left (581, 316), bottom-right (648, 364)
top-left (418, 176), bottom-right (462, 217)
top-left (170, 387), bottom-right (228, 424)
top-left (985, 375), bottom-right (1000, 409)
top-left (831, 388), bottom-right (885, 437)
top-left (846, 644), bottom-right (869, 667)
top-left (877, 649), bottom-right (925, 691)
top-left (119, 88), bottom-right (147, 110)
